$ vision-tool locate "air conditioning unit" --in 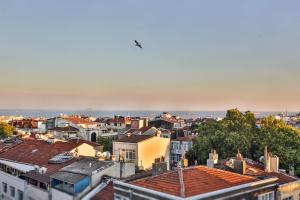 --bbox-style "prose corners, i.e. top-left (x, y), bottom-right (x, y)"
top-left (39, 167), bottom-right (47, 174)
top-left (34, 165), bottom-right (40, 171)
